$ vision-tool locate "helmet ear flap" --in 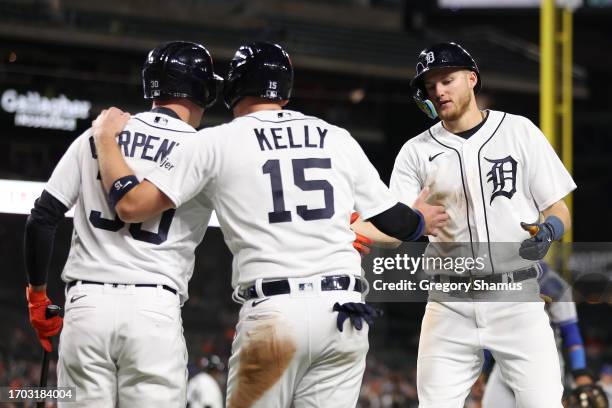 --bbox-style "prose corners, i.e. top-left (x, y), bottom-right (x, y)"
top-left (412, 88), bottom-right (438, 120)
